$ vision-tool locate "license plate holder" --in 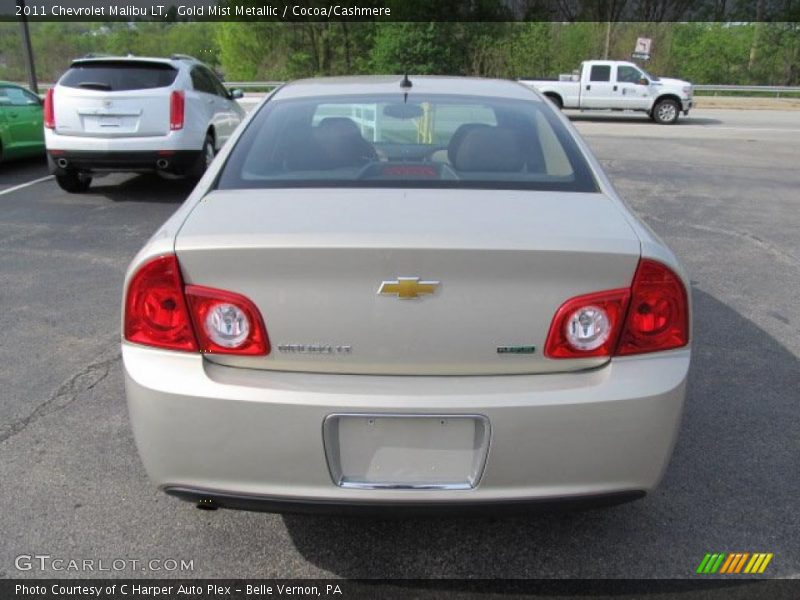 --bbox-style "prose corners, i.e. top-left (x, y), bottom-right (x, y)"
top-left (323, 414), bottom-right (490, 490)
